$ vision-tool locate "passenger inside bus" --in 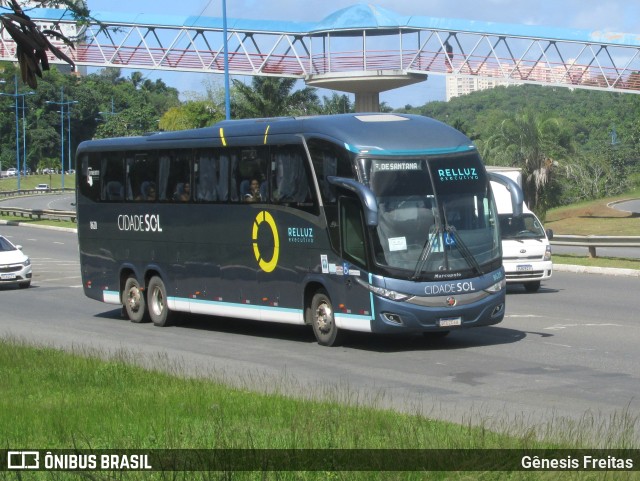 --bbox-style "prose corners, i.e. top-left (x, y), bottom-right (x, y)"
top-left (173, 182), bottom-right (190, 201)
top-left (242, 178), bottom-right (263, 203)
